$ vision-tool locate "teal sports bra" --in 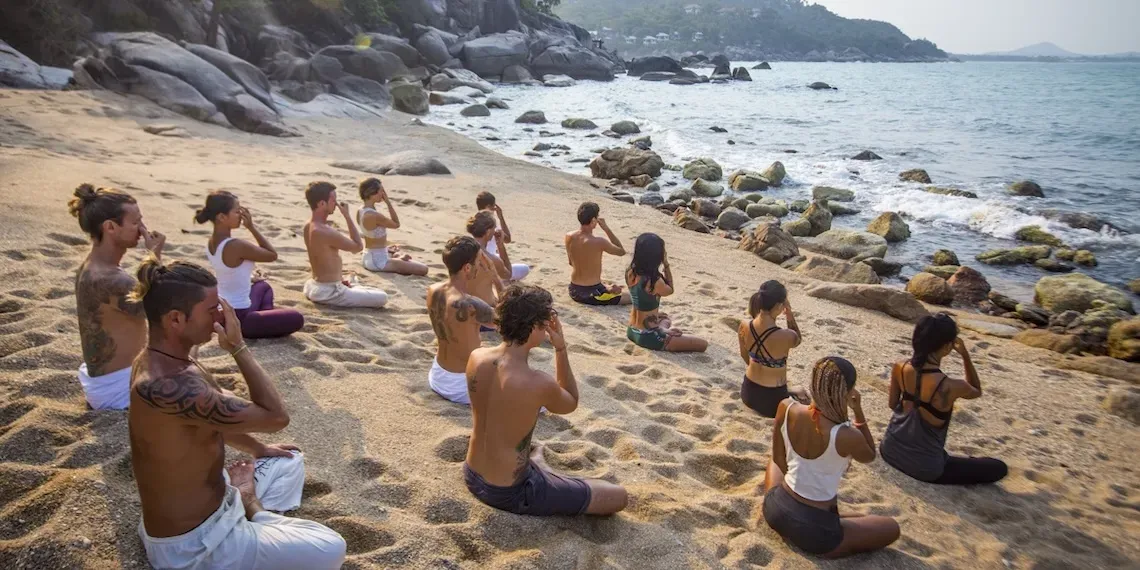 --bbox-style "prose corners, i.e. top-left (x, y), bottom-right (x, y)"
top-left (630, 276), bottom-right (661, 311)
